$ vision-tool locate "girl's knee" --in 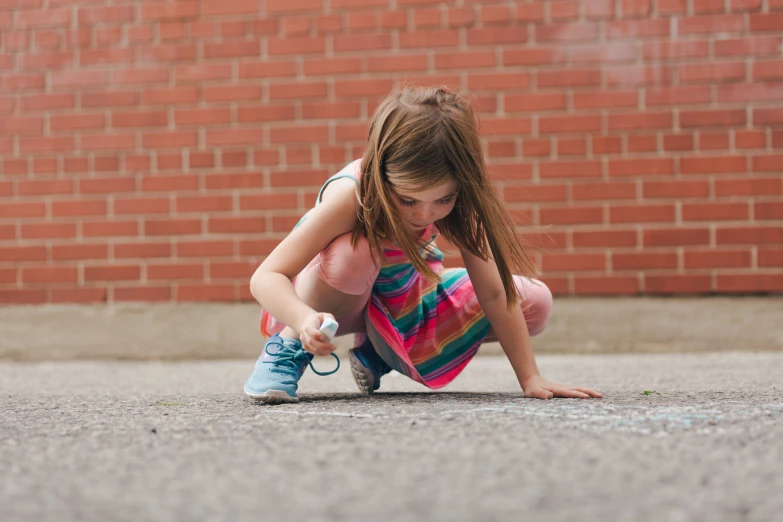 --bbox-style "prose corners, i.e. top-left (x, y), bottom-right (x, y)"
top-left (519, 278), bottom-right (552, 337)
top-left (318, 233), bottom-right (379, 295)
